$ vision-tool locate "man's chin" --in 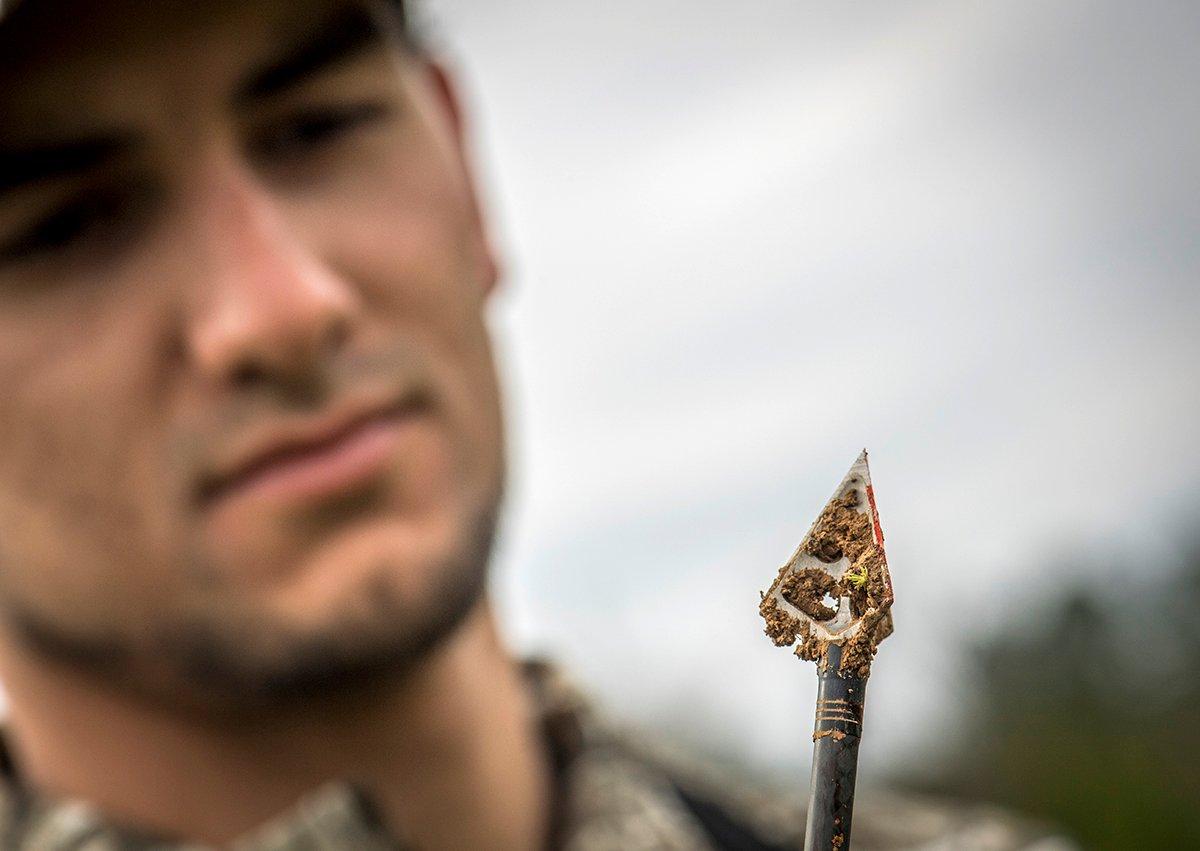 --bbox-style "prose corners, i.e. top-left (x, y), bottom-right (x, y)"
top-left (163, 503), bottom-right (499, 712)
top-left (9, 494), bottom-right (499, 715)
top-left (251, 509), bottom-right (468, 623)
